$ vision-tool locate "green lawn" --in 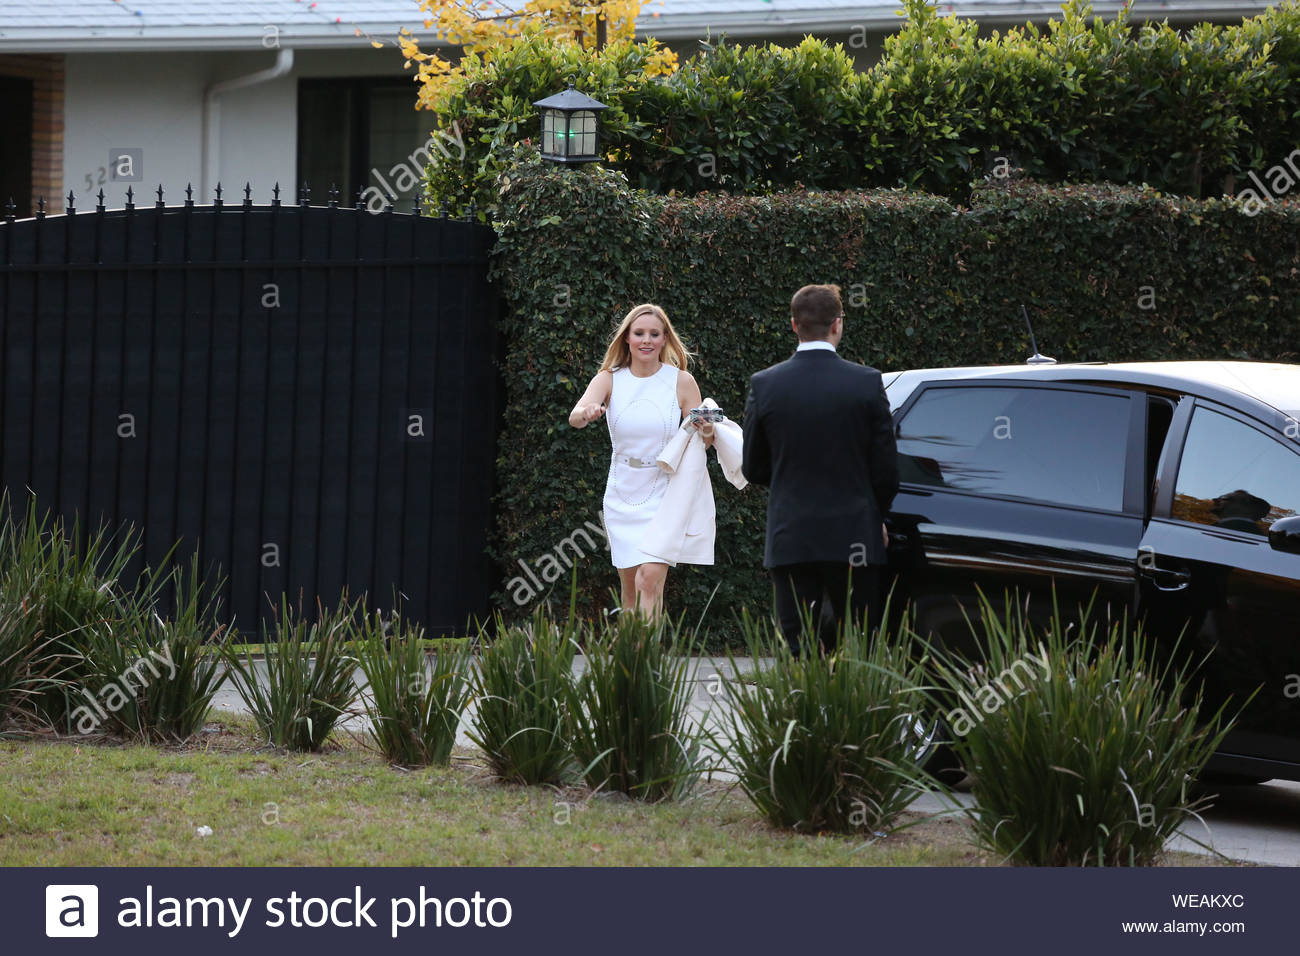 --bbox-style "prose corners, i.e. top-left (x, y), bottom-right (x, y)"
top-left (0, 717), bottom-right (981, 866)
top-left (0, 717), bottom-right (1227, 867)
